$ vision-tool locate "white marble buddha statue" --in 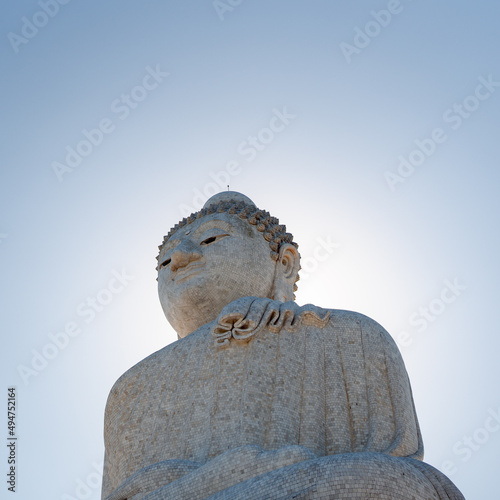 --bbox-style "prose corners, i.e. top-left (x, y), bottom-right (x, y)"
top-left (101, 191), bottom-right (464, 499)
